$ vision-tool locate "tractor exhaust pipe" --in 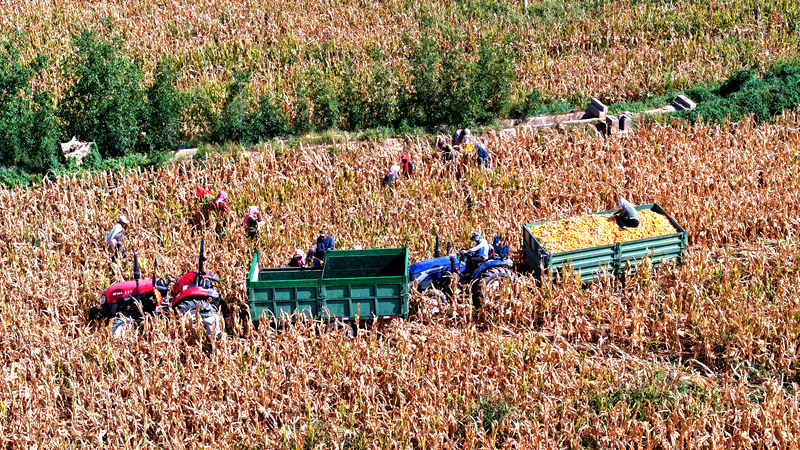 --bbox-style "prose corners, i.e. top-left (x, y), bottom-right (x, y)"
top-left (434, 232), bottom-right (440, 258)
top-left (198, 239), bottom-right (207, 276)
top-left (152, 257), bottom-right (157, 289)
top-left (133, 251), bottom-right (141, 304)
